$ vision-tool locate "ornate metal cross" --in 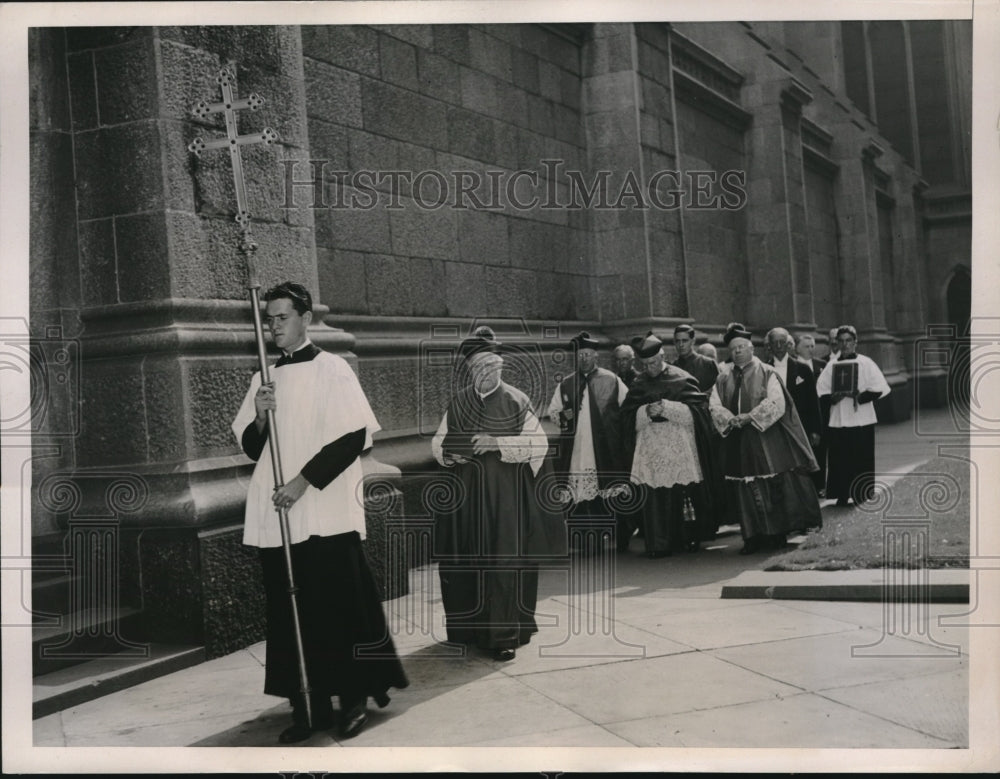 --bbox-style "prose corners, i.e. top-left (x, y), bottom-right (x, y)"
top-left (188, 67), bottom-right (279, 234)
top-left (187, 66), bottom-right (312, 728)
